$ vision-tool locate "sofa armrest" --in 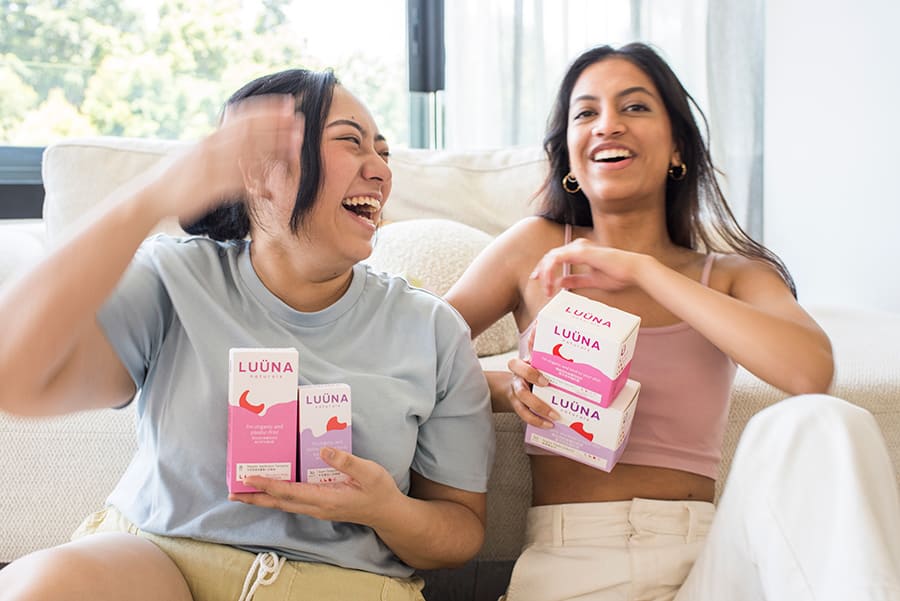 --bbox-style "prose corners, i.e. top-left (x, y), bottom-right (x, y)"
top-left (0, 219), bottom-right (45, 287)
